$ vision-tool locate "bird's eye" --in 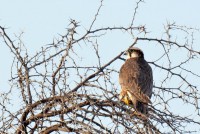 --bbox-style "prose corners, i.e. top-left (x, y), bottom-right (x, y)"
top-left (129, 49), bottom-right (134, 53)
